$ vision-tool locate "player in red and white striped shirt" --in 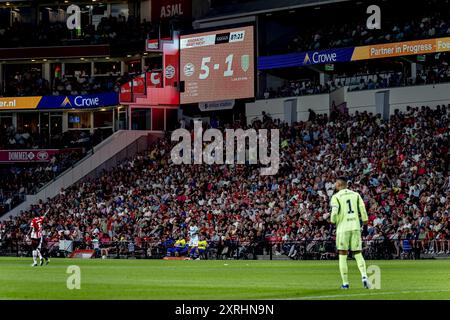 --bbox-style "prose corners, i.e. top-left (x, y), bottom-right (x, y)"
top-left (30, 212), bottom-right (49, 267)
